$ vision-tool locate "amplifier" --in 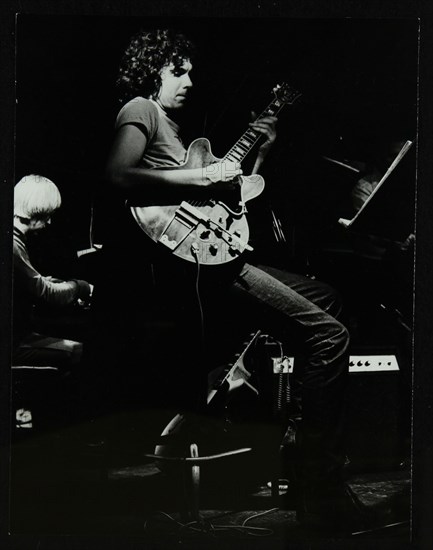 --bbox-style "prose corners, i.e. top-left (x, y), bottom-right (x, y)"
top-left (265, 349), bottom-right (405, 472)
top-left (271, 354), bottom-right (400, 373)
top-left (344, 367), bottom-right (406, 472)
top-left (348, 354), bottom-right (399, 372)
